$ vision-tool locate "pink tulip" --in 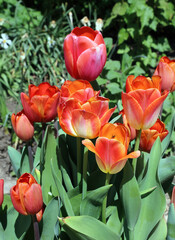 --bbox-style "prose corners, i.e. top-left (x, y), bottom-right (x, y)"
top-left (64, 26), bottom-right (107, 82)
